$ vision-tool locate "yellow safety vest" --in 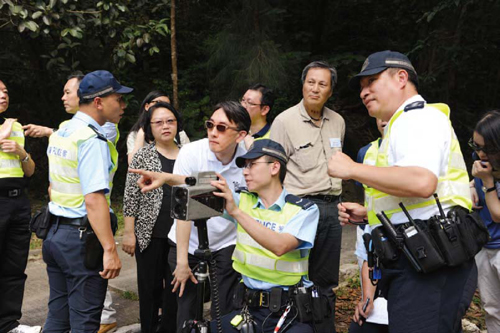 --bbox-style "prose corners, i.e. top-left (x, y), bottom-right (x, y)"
top-left (0, 120), bottom-right (25, 178)
top-left (48, 125), bottom-right (116, 208)
top-left (57, 121), bottom-right (119, 206)
top-left (362, 140), bottom-right (379, 225)
top-left (366, 103), bottom-right (472, 225)
top-left (232, 192), bottom-right (309, 286)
